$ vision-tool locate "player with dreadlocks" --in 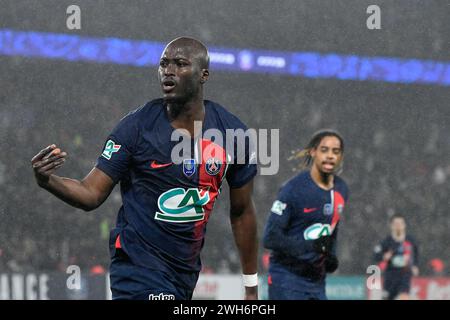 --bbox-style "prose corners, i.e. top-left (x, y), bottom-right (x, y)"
top-left (263, 129), bottom-right (349, 300)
